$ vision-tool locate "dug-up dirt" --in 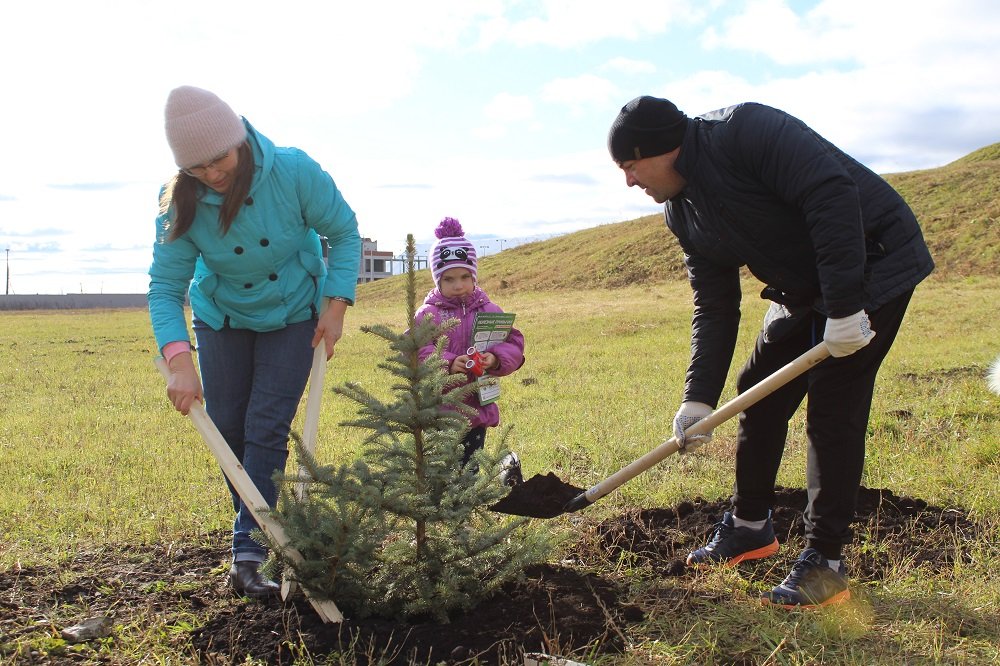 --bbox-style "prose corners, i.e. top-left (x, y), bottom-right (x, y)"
top-left (0, 486), bottom-right (984, 665)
